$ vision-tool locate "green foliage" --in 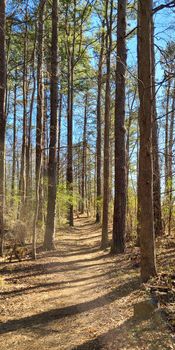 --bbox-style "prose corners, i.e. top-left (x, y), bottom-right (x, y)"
top-left (126, 186), bottom-right (137, 239)
top-left (57, 183), bottom-right (80, 223)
